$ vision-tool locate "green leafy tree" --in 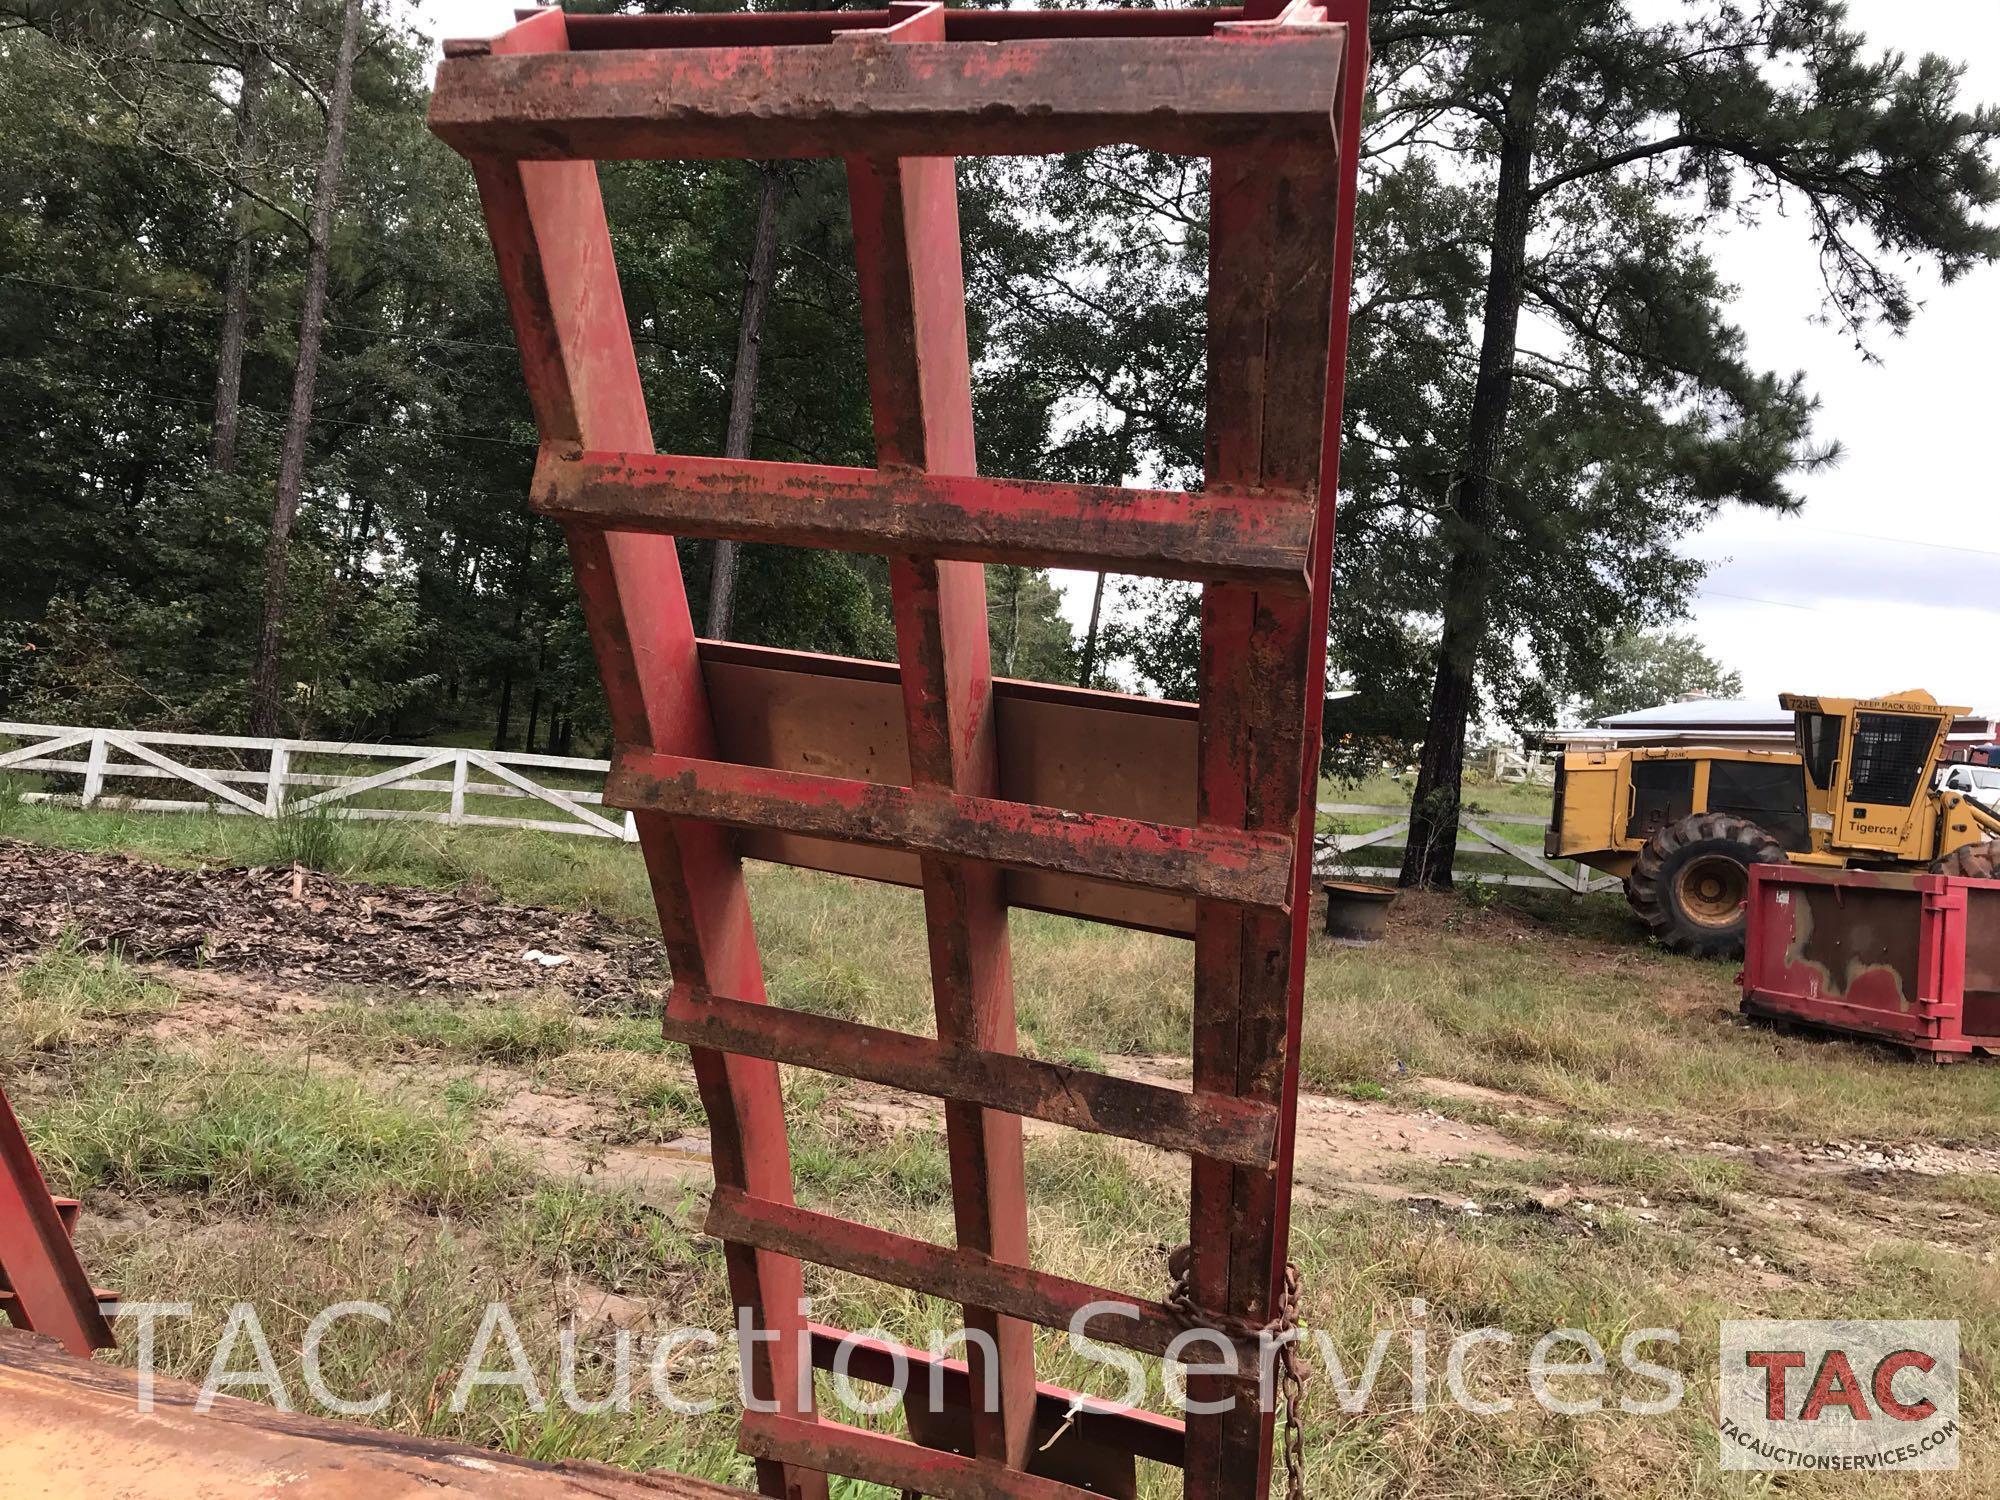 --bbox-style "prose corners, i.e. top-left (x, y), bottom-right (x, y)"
top-left (1577, 628), bottom-right (1744, 724)
top-left (0, 1), bottom-right (1097, 743)
top-left (1373, 0), bottom-right (2000, 888)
